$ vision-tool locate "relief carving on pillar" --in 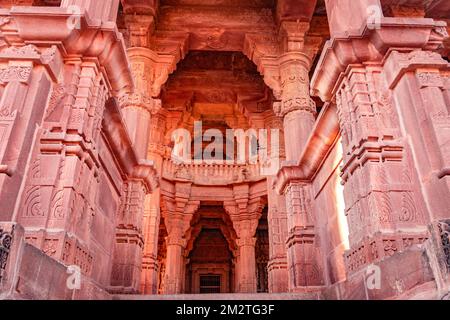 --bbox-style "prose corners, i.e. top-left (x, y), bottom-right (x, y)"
top-left (336, 65), bottom-right (427, 245)
top-left (414, 68), bottom-right (450, 170)
top-left (118, 180), bottom-right (147, 234)
top-left (438, 220), bottom-right (450, 271)
top-left (285, 182), bottom-right (314, 227)
top-left (345, 233), bottom-right (428, 274)
top-left (275, 61), bottom-right (316, 118)
top-left (45, 83), bottom-right (67, 121)
top-left (283, 181), bottom-right (324, 288)
top-left (119, 92), bottom-right (162, 115)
